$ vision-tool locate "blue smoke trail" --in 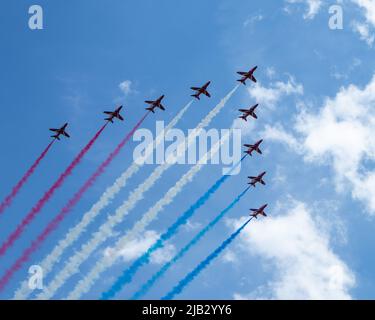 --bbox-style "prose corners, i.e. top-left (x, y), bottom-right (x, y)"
top-left (162, 218), bottom-right (252, 300)
top-left (101, 156), bottom-right (247, 300)
top-left (131, 187), bottom-right (250, 300)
